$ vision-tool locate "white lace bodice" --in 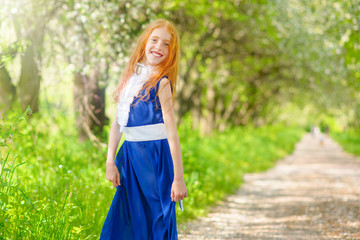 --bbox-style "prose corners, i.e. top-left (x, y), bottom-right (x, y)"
top-left (117, 63), bottom-right (153, 132)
